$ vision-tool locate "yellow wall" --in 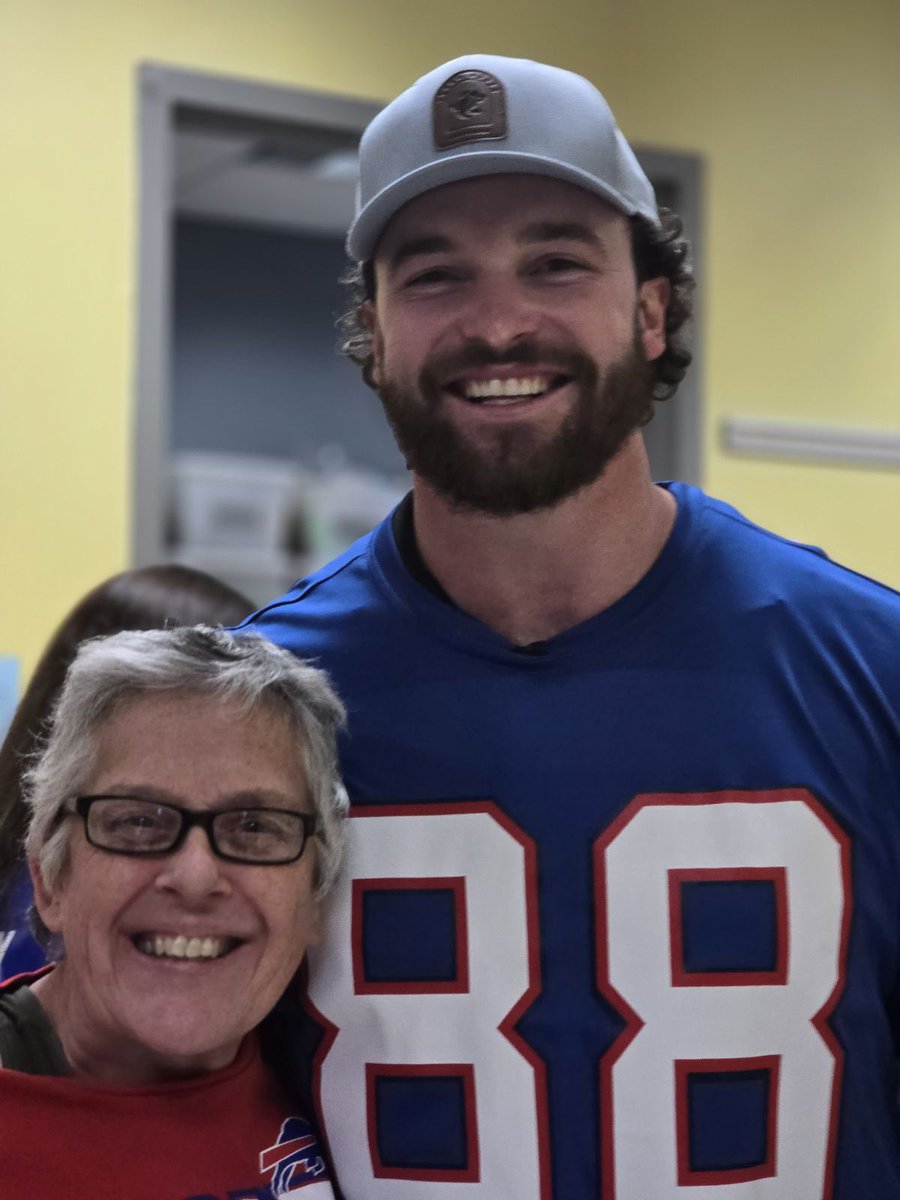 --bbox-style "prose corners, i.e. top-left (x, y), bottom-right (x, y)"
top-left (600, 0), bottom-right (900, 572)
top-left (2, 0), bottom-right (899, 682)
